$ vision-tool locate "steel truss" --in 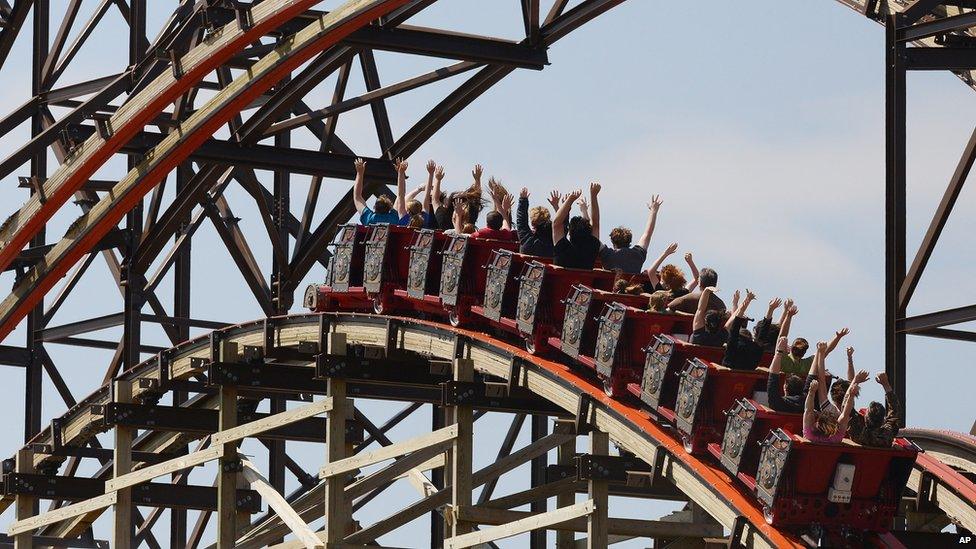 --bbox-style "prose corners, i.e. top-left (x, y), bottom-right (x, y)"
top-left (0, 1), bottom-right (635, 547)
top-left (0, 0), bottom-right (973, 547)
